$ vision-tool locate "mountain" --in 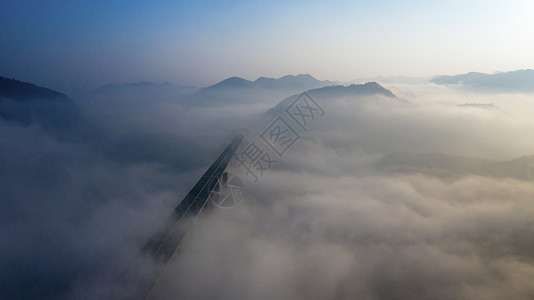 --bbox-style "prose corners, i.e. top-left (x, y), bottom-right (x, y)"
top-left (304, 82), bottom-right (397, 99)
top-left (0, 76), bottom-right (94, 140)
top-left (254, 74), bottom-right (338, 90)
top-left (207, 77), bottom-right (255, 89)
top-left (269, 82), bottom-right (399, 113)
top-left (205, 74), bottom-right (337, 91)
top-left (430, 72), bottom-right (487, 85)
top-left (429, 69), bottom-right (534, 92)
top-left (349, 75), bottom-right (429, 85)
top-left (192, 74), bottom-right (338, 105)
